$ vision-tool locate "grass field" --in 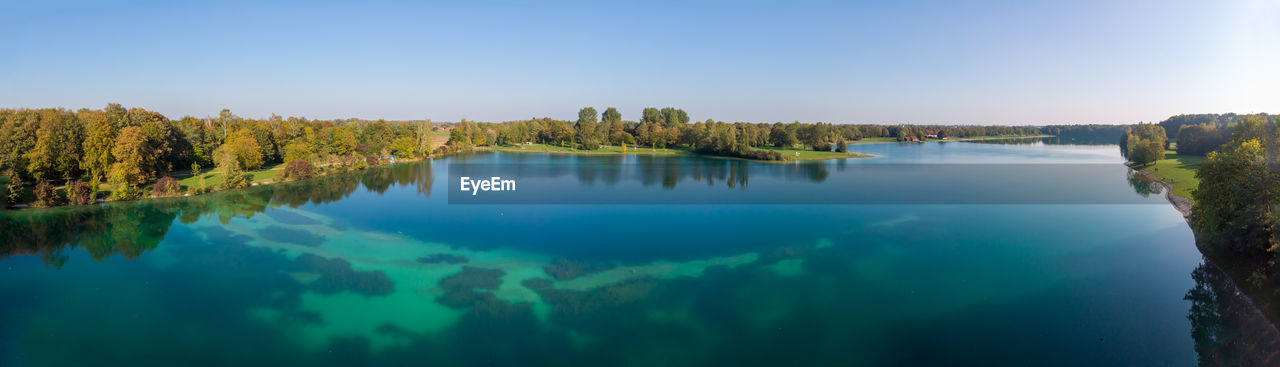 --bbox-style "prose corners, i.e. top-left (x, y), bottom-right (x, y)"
top-left (175, 162), bottom-right (287, 190)
top-left (758, 146), bottom-right (873, 160)
top-left (1144, 150), bottom-right (1205, 199)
